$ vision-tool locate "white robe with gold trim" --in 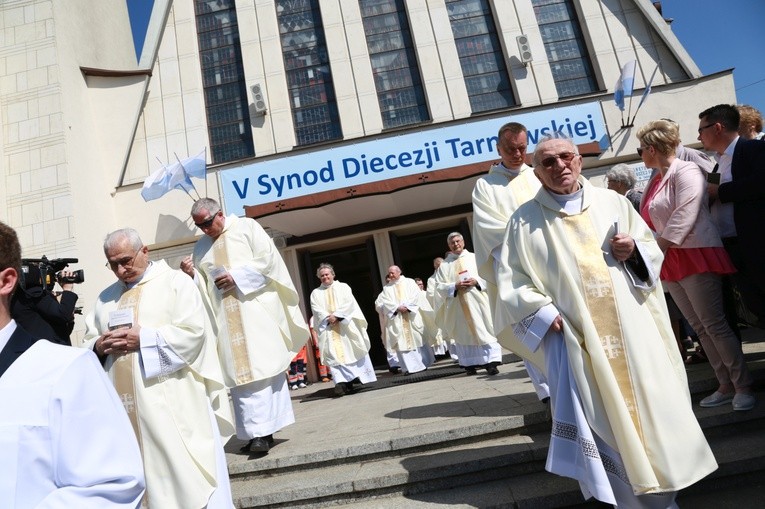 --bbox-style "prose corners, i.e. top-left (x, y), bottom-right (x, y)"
top-left (433, 250), bottom-right (500, 366)
top-left (496, 179), bottom-right (717, 498)
top-left (83, 261), bottom-right (233, 509)
top-left (193, 215), bottom-right (309, 386)
top-left (310, 281), bottom-right (371, 366)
